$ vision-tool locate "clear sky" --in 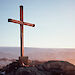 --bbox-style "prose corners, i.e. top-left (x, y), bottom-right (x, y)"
top-left (0, 0), bottom-right (75, 48)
